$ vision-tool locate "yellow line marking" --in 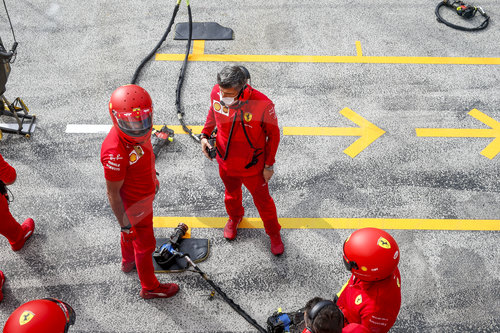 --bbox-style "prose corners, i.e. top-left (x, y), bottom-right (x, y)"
top-left (355, 41), bottom-right (363, 57)
top-left (155, 53), bottom-right (500, 65)
top-left (416, 109), bottom-right (500, 159)
top-left (192, 40), bottom-right (205, 55)
top-left (283, 108), bottom-right (385, 158)
top-left (153, 125), bottom-right (203, 134)
top-left (153, 216), bottom-right (500, 231)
